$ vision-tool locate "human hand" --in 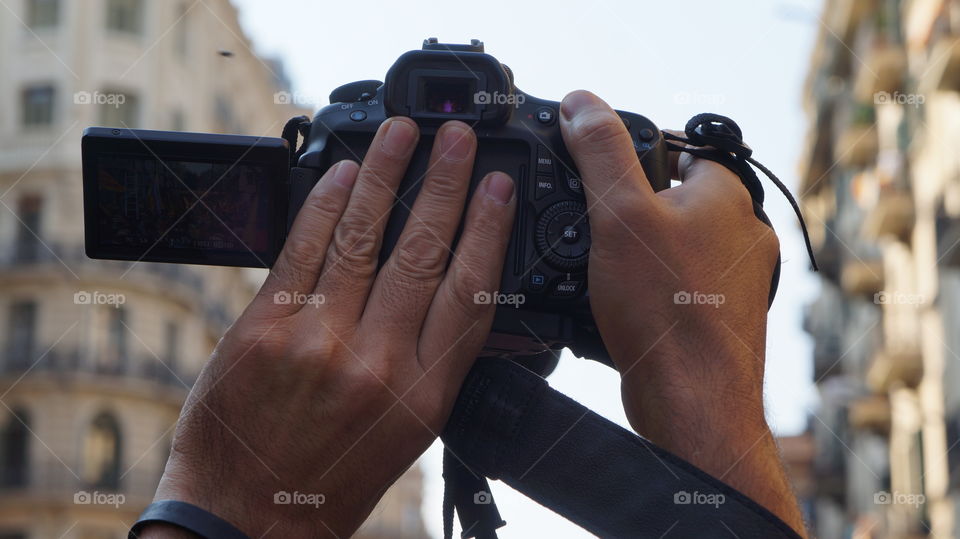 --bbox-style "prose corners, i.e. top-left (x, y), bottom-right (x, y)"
top-left (142, 118), bottom-right (516, 537)
top-left (558, 90), bottom-right (806, 535)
